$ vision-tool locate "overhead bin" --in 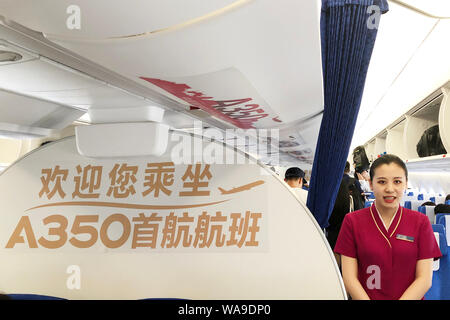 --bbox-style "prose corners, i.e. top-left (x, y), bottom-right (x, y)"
top-left (364, 140), bottom-right (376, 163)
top-left (0, 132), bottom-right (346, 299)
top-left (362, 83), bottom-right (450, 196)
top-left (439, 87), bottom-right (450, 152)
top-left (363, 82), bottom-right (450, 163)
top-left (374, 135), bottom-right (387, 159)
top-left (386, 120), bottom-right (408, 160)
top-left (404, 115), bottom-right (438, 159)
